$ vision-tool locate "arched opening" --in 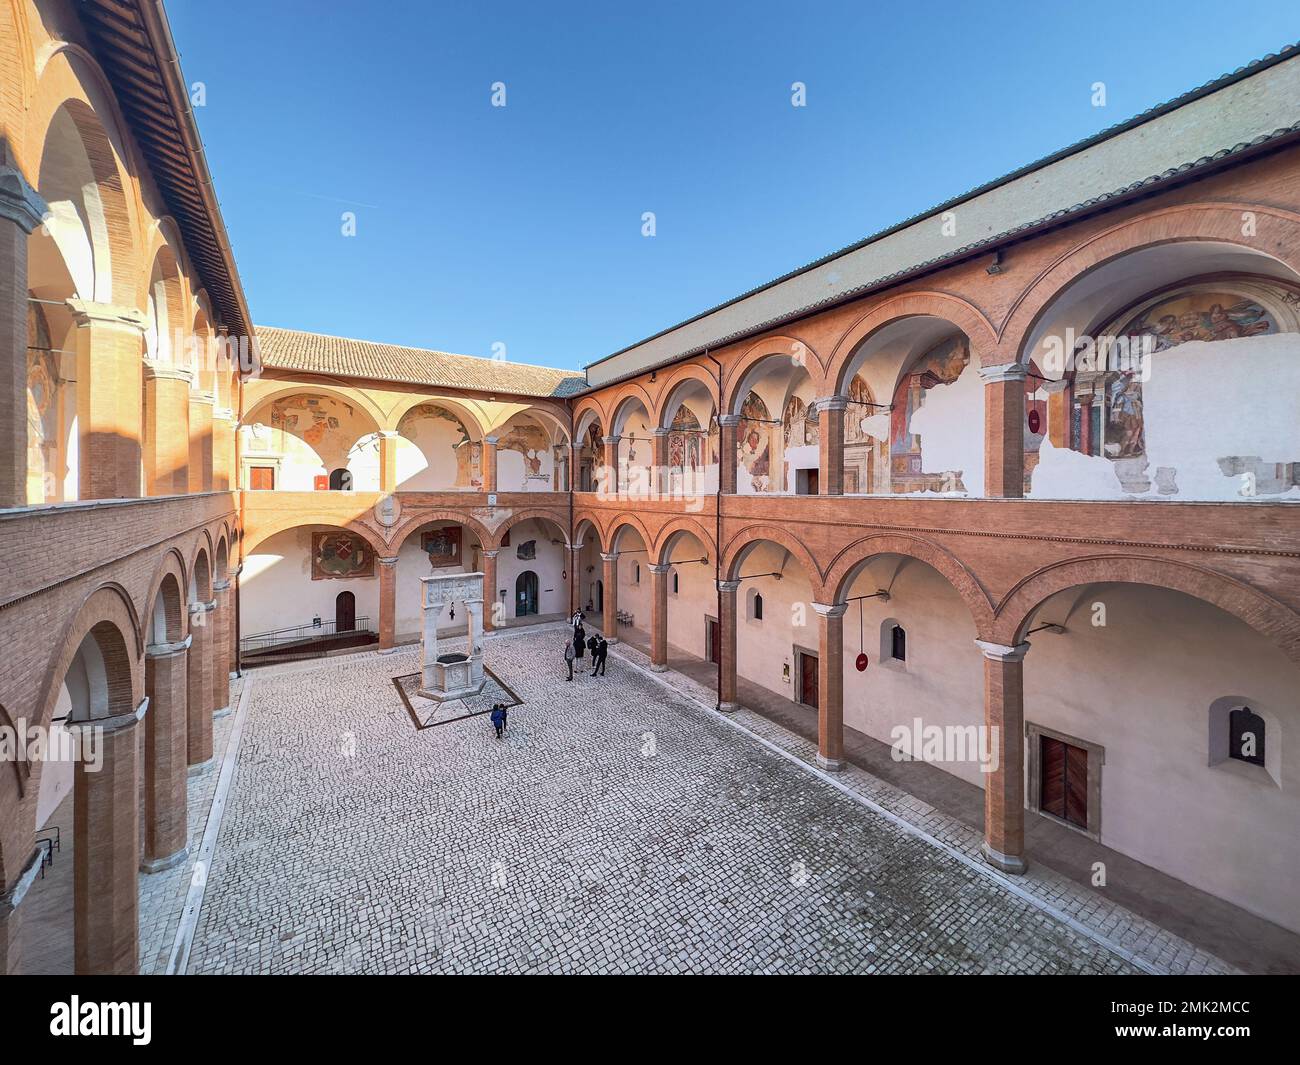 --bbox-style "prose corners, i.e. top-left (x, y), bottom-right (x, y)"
top-left (659, 378), bottom-right (719, 497)
top-left (394, 401), bottom-right (483, 491)
top-left (573, 413), bottom-right (604, 493)
top-left (328, 467), bottom-right (352, 491)
top-left (730, 353), bottom-right (816, 494)
top-left (392, 518), bottom-right (489, 644)
top-left (494, 516), bottom-right (571, 625)
top-left (612, 397), bottom-right (654, 496)
top-left (335, 590), bottom-right (356, 632)
top-left (515, 571), bottom-right (539, 617)
top-left (494, 409), bottom-right (569, 492)
top-left (239, 391), bottom-right (382, 491)
top-left (1021, 244), bottom-right (1300, 500)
